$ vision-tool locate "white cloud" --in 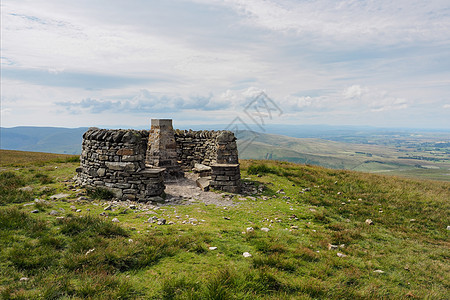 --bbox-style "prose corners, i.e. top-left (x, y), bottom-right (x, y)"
top-left (343, 85), bottom-right (365, 99)
top-left (1, 0), bottom-right (449, 129)
top-left (212, 0), bottom-right (450, 45)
